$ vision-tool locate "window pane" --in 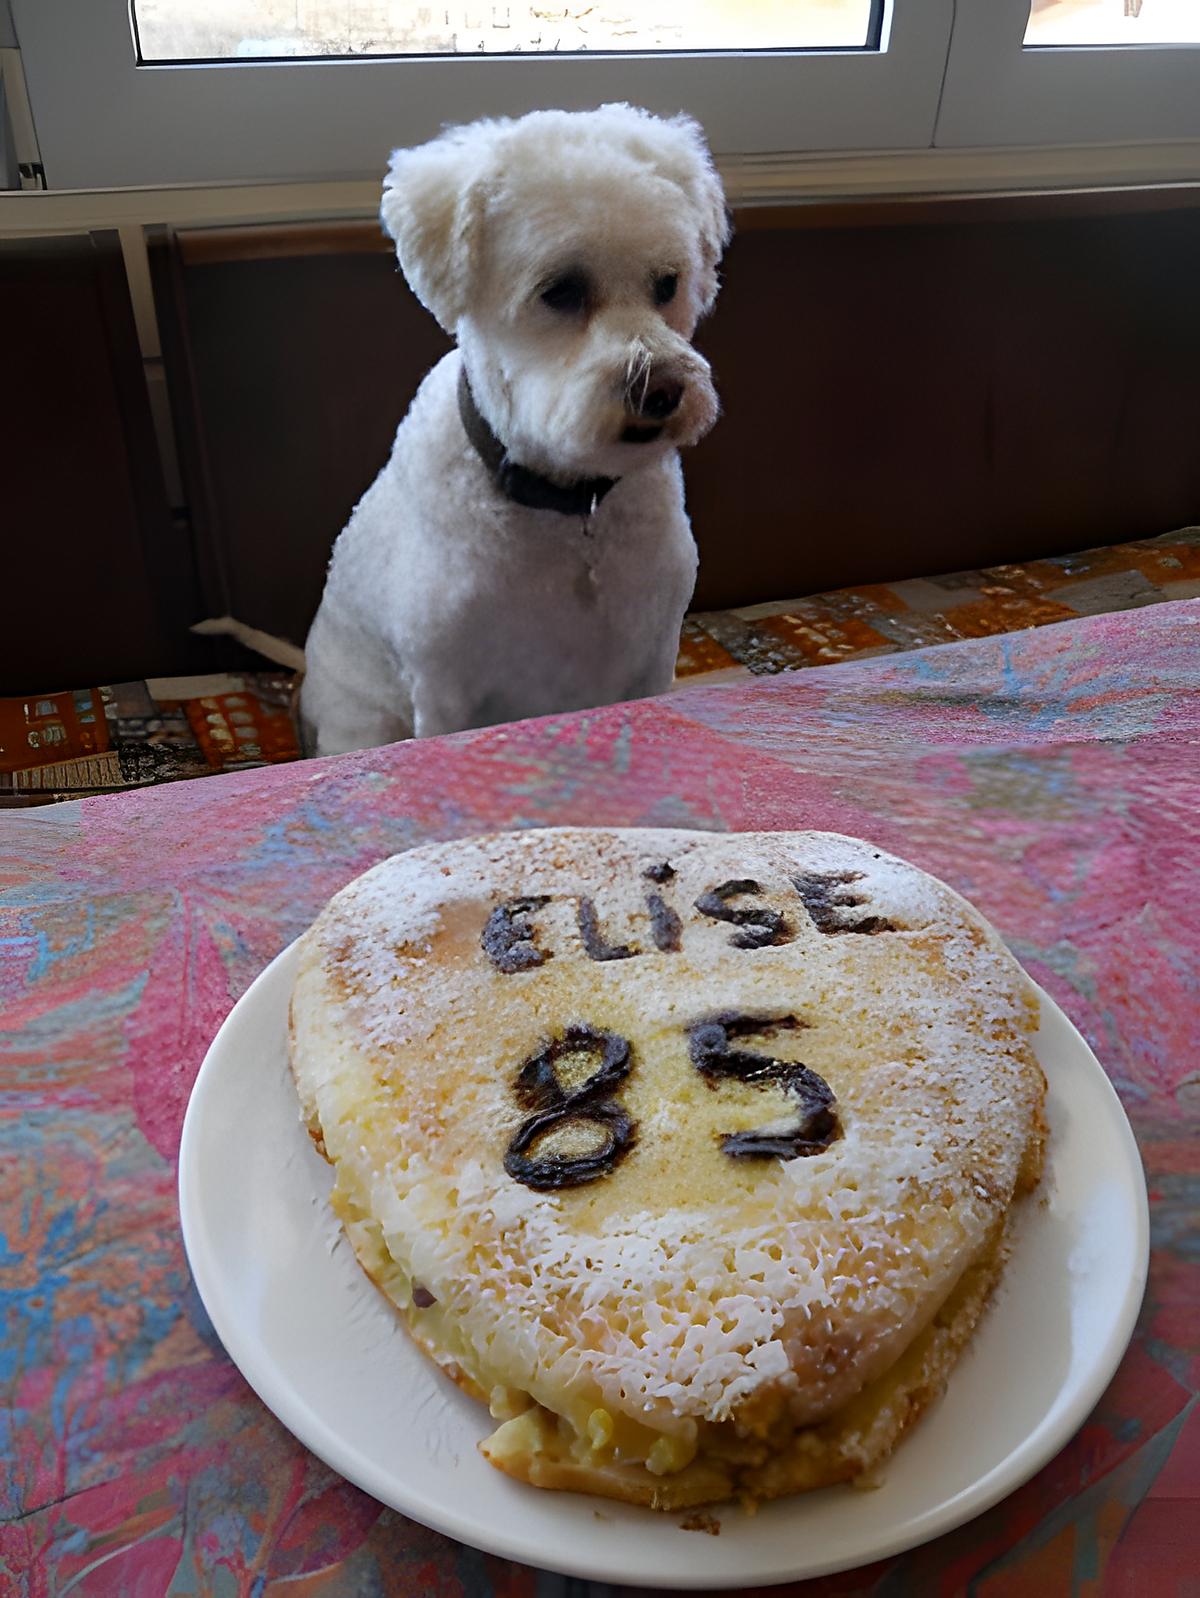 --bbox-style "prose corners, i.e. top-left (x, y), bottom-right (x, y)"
top-left (1026, 0), bottom-right (1200, 45)
top-left (133, 0), bottom-right (879, 61)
